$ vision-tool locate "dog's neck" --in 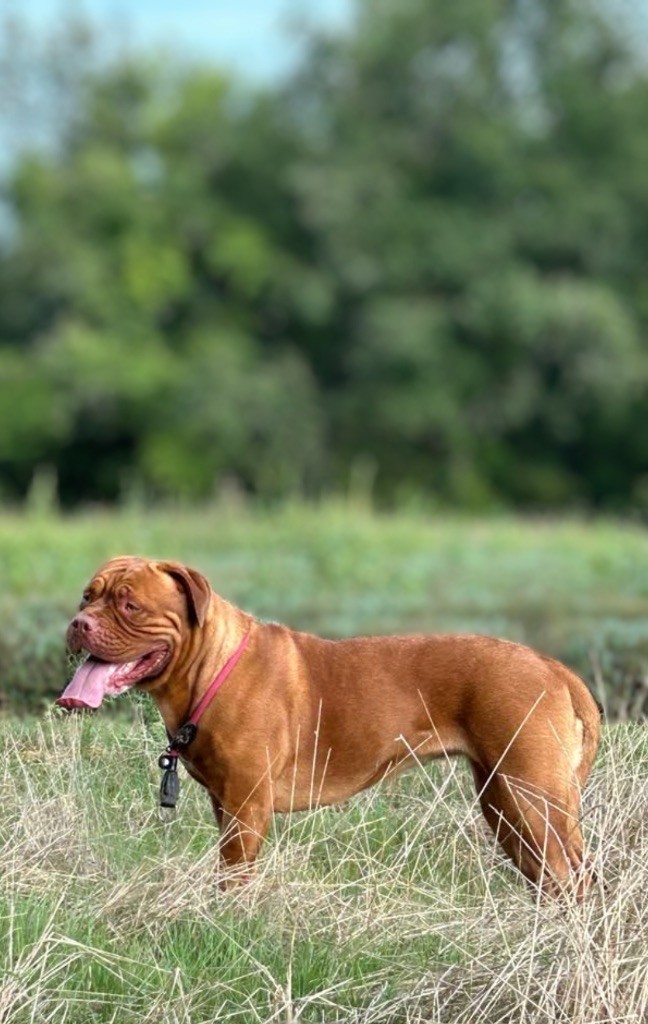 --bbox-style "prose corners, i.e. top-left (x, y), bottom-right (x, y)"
top-left (151, 592), bottom-right (253, 739)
